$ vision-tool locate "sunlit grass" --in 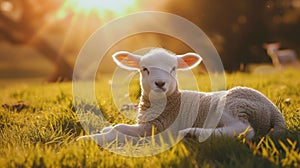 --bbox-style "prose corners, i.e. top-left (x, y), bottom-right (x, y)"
top-left (0, 70), bottom-right (299, 167)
